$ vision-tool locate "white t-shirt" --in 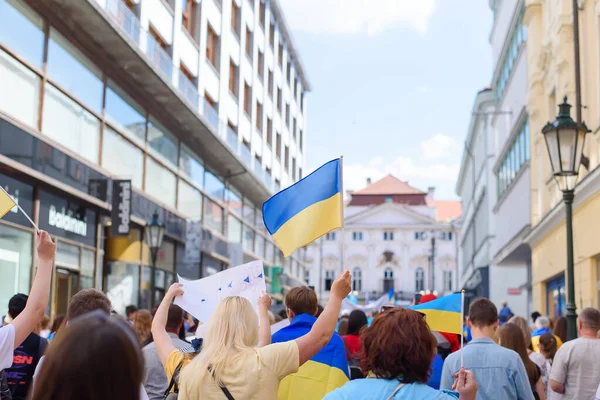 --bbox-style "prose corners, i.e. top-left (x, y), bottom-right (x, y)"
top-left (0, 324), bottom-right (15, 369)
top-left (550, 338), bottom-right (600, 399)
